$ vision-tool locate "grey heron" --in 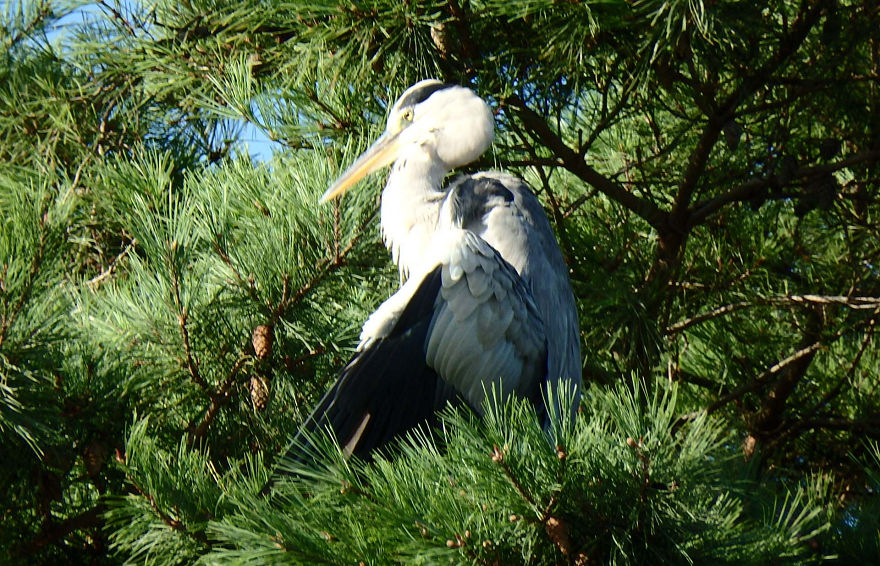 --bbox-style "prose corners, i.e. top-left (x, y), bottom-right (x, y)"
top-left (293, 80), bottom-right (581, 461)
